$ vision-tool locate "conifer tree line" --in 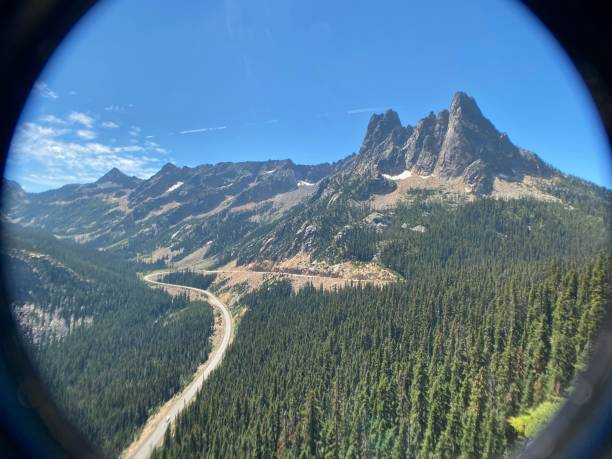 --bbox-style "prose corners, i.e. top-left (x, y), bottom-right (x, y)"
top-left (2, 187), bottom-right (608, 457)
top-left (152, 195), bottom-right (610, 459)
top-left (156, 254), bottom-right (608, 458)
top-left (235, 191), bottom-right (608, 268)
